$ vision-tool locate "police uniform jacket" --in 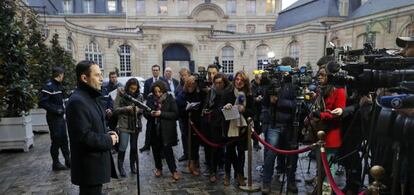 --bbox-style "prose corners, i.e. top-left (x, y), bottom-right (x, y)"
top-left (39, 78), bottom-right (65, 117)
top-left (66, 82), bottom-right (113, 186)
